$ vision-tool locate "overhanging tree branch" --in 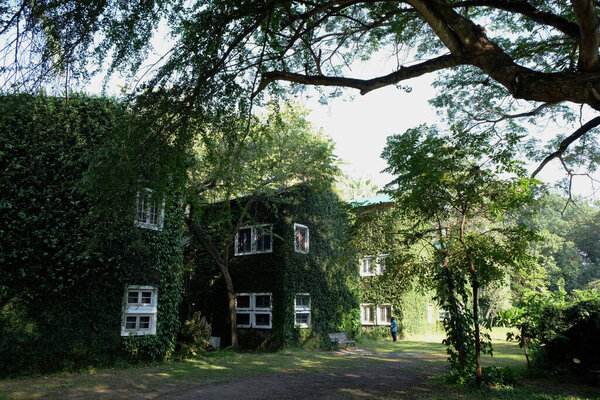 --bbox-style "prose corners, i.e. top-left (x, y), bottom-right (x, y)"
top-left (455, 0), bottom-right (580, 38)
top-left (253, 54), bottom-right (460, 96)
top-left (531, 115), bottom-right (600, 177)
